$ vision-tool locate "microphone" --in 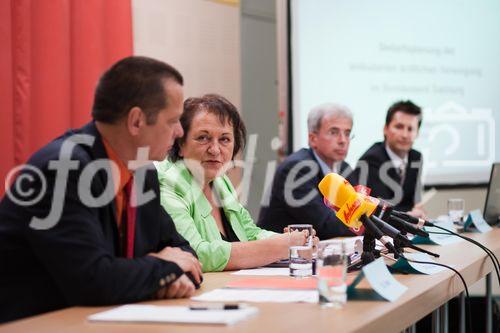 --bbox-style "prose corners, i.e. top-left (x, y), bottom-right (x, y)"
top-left (318, 173), bottom-right (410, 232)
top-left (318, 173), bottom-right (438, 257)
top-left (319, 173), bottom-right (431, 237)
top-left (370, 215), bottom-right (408, 242)
top-left (391, 210), bottom-right (435, 228)
top-left (318, 173), bottom-right (379, 229)
top-left (318, 173), bottom-right (397, 253)
top-left (359, 215), bottom-right (397, 255)
top-left (319, 174), bottom-right (498, 282)
top-left (388, 215), bottom-right (430, 238)
top-left (370, 215), bottom-right (439, 258)
top-left (352, 189), bottom-right (430, 238)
